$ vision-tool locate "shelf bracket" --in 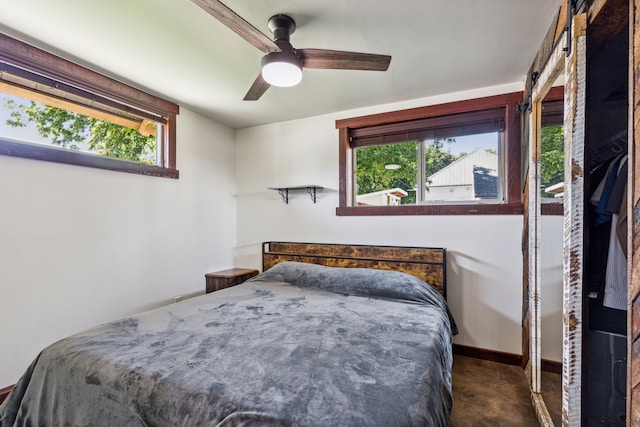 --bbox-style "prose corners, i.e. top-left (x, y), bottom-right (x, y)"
top-left (306, 186), bottom-right (318, 203)
top-left (277, 188), bottom-right (290, 204)
top-left (267, 185), bottom-right (323, 204)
